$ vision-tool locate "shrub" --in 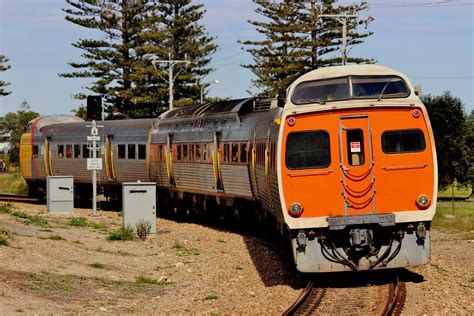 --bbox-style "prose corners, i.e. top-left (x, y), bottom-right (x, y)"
top-left (0, 203), bottom-right (13, 214)
top-left (68, 217), bottom-right (88, 227)
top-left (136, 219), bottom-right (152, 241)
top-left (107, 226), bottom-right (135, 241)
